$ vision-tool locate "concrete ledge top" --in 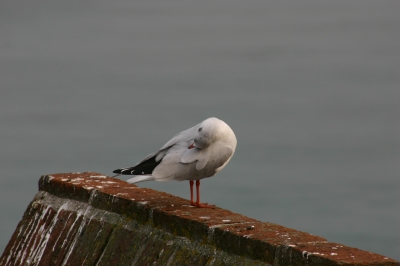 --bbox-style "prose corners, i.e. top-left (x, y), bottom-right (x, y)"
top-left (14, 172), bottom-right (399, 265)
